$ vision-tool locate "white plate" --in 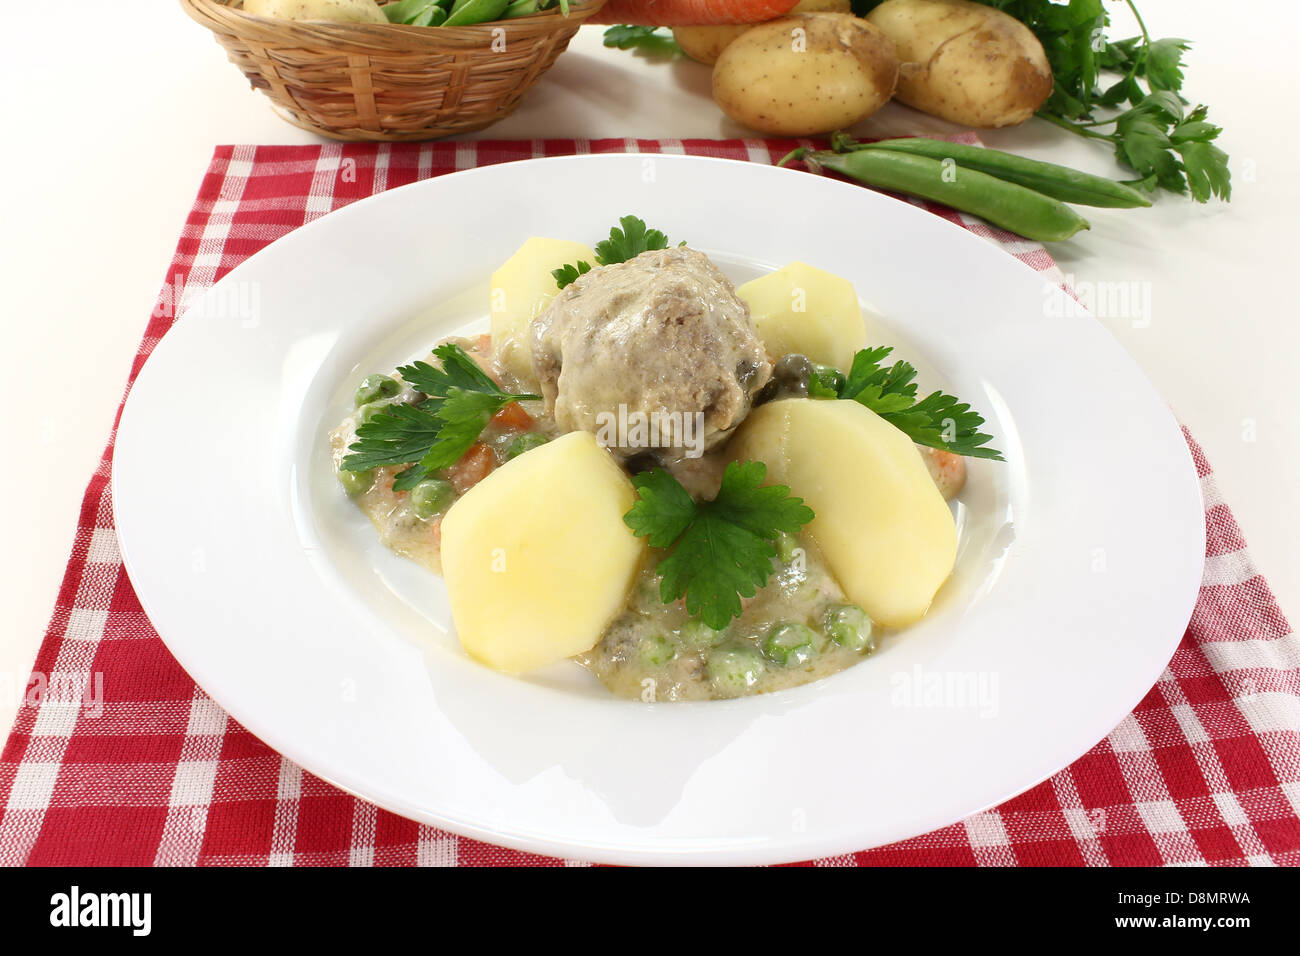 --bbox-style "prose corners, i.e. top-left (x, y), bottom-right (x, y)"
top-left (114, 154), bottom-right (1203, 865)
